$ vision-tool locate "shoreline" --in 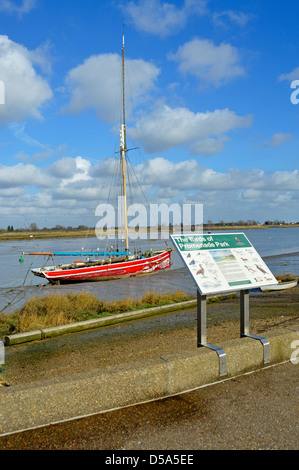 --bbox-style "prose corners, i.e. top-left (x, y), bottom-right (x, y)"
top-left (1, 290), bottom-right (240, 341)
top-left (2, 282), bottom-right (298, 345)
top-left (2, 286), bottom-right (299, 385)
top-left (1, 290), bottom-right (298, 445)
top-left (1, 224), bottom-right (299, 242)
